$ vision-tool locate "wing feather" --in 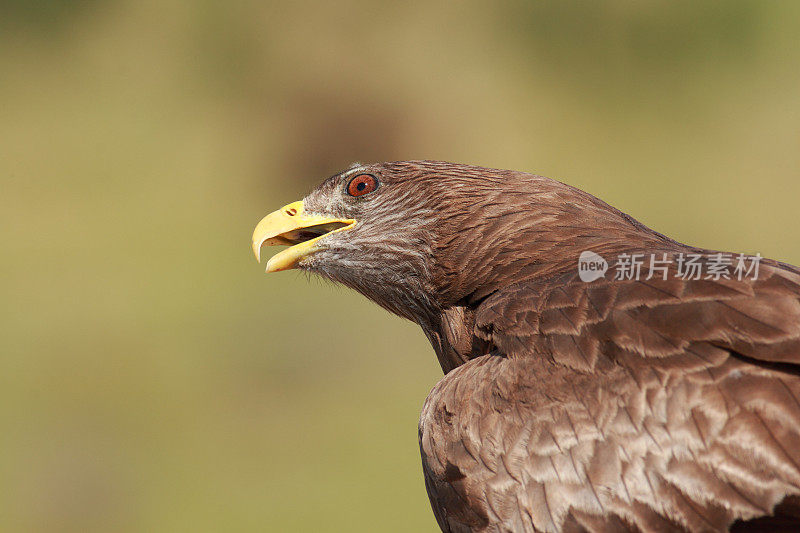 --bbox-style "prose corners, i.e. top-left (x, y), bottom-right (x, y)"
top-left (421, 257), bottom-right (800, 531)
